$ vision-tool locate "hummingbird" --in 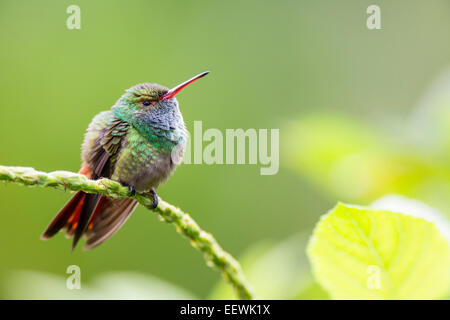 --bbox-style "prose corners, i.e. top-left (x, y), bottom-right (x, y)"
top-left (41, 71), bottom-right (209, 250)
